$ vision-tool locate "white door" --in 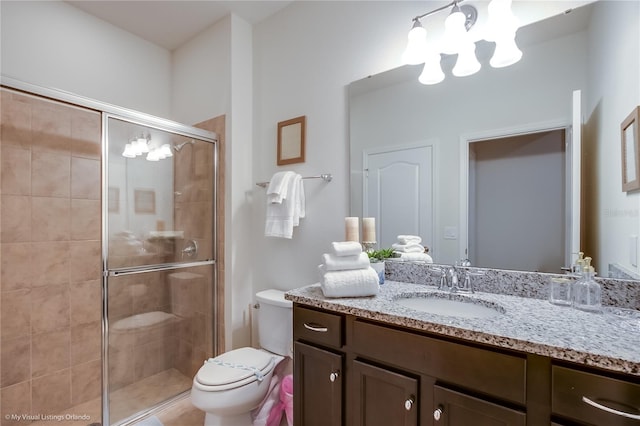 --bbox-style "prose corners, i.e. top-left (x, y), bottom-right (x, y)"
top-left (364, 144), bottom-right (434, 251)
top-left (566, 89), bottom-right (582, 266)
